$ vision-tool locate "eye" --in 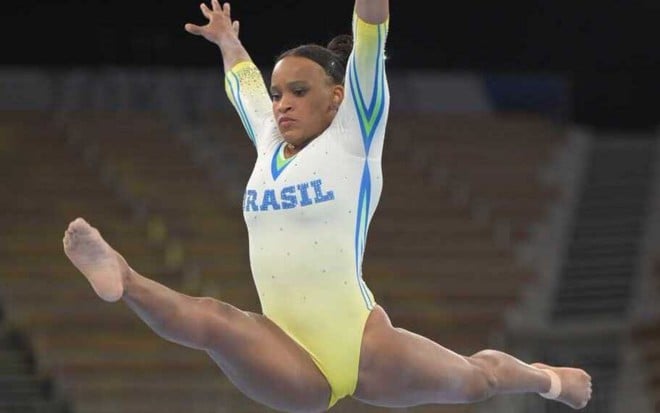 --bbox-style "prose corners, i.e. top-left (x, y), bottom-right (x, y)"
top-left (293, 88), bottom-right (307, 97)
top-left (270, 92), bottom-right (281, 101)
